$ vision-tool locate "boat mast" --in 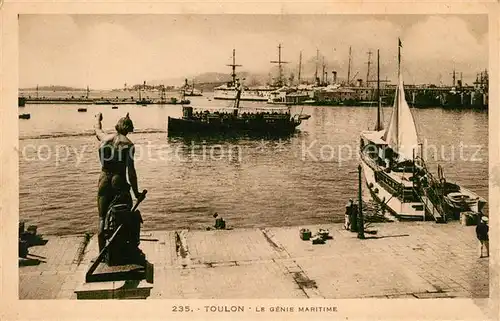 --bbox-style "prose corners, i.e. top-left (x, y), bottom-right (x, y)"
top-left (347, 46), bottom-right (352, 86)
top-left (298, 51), bottom-right (302, 85)
top-left (366, 50), bottom-right (372, 87)
top-left (315, 49), bottom-right (319, 85)
top-left (227, 49), bottom-right (242, 86)
top-left (322, 57), bottom-right (326, 86)
top-left (398, 39), bottom-right (401, 77)
top-left (396, 38), bottom-right (402, 148)
top-left (375, 49), bottom-right (383, 131)
top-left (270, 44), bottom-right (289, 87)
